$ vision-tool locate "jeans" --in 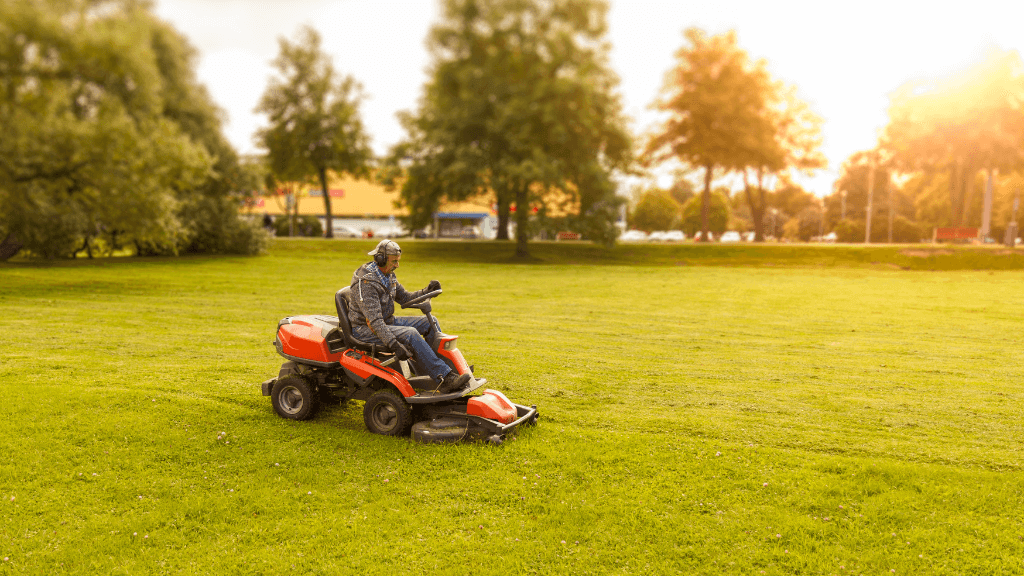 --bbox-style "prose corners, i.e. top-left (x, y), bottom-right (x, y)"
top-left (352, 316), bottom-right (452, 382)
